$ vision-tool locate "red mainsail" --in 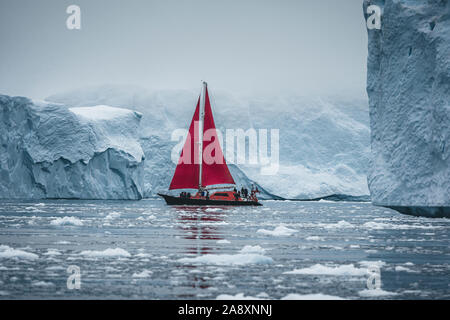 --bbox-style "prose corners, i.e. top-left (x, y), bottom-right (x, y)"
top-left (169, 86), bottom-right (235, 190)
